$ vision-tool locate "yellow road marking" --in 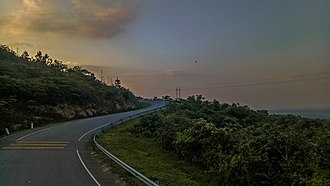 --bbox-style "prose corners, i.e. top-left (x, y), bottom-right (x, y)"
top-left (1, 141), bottom-right (69, 150)
top-left (9, 143), bottom-right (67, 147)
top-left (16, 141), bottom-right (69, 144)
top-left (2, 147), bottom-right (65, 150)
